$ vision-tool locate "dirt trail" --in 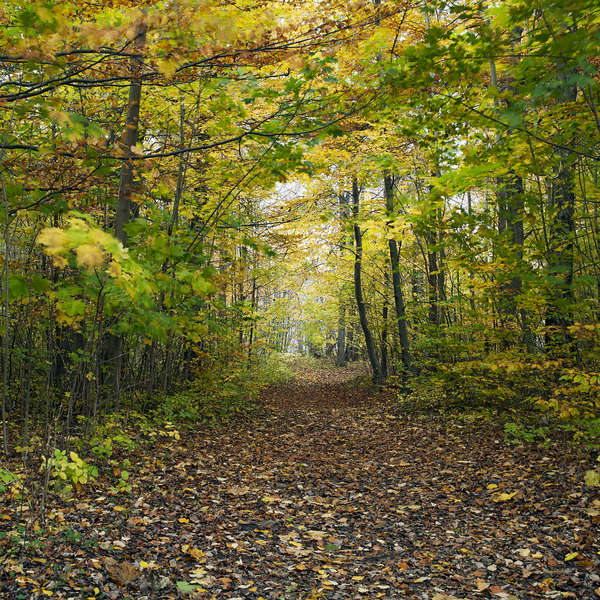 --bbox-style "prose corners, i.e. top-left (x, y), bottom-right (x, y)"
top-left (1, 362), bottom-right (599, 599)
